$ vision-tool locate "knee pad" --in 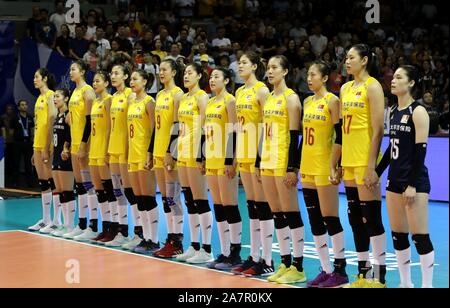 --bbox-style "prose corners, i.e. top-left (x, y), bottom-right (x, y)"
top-left (284, 211), bottom-right (304, 229)
top-left (101, 179), bottom-right (117, 202)
top-left (345, 186), bottom-right (360, 205)
top-left (75, 182), bottom-right (87, 195)
top-left (39, 179), bottom-right (51, 192)
top-left (182, 187), bottom-right (194, 205)
top-left (142, 195), bottom-right (157, 211)
top-left (224, 205), bottom-right (241, 224)
top-left (136, 196), bottom-right (146, 212)
top-left (63, 190), bottom-right (76, 202)
top-left (273, 212), bottom-right (288, 229)
top-left (124, 187), bottom-right (137, 205)
top-left (361, 200), bottom-right (385, 237)
top-left (48, 178), bottom-right (56, 191)
top-left (412, 234), bottom-right (434, 255)
top-left (303, 188), bottom-right (326, 235)
top-left (213, 204), bottom-right (226, 222)
top-left (247, 200), bottom-right (258, 220)
top-left (392, 232), bottom-right (410, 251)
top-left (323, 216), bottom-right (344, 236)
top-left (162, 197), bottom-right (171, 213)
top-left (256, 202), bottom-right (273, 221)
top-left (95, 190), bottom-right (108, 204)
top-left (59, 192), bottom-right (66, 204)
top-left (196, 200), bottom-right (211, 215)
